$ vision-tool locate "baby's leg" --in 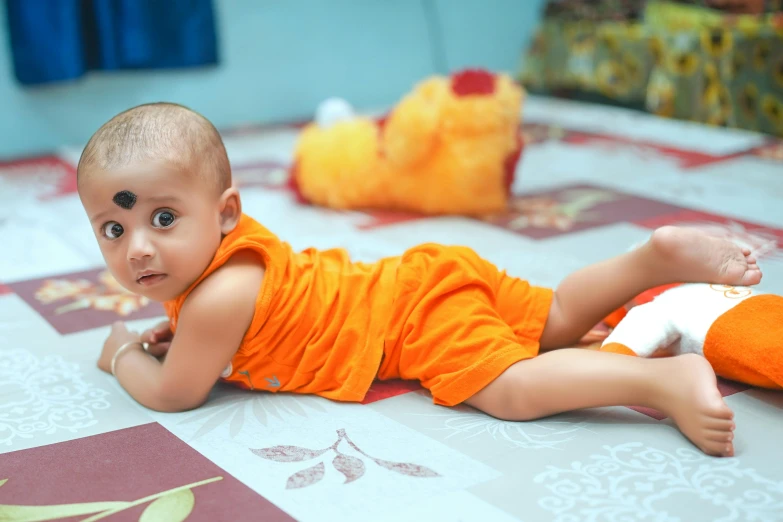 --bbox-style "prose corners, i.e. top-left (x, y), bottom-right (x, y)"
top-left (539, 226), bottom-right (761, 349)
top-left (464, 349), bottom-right (735, 457)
